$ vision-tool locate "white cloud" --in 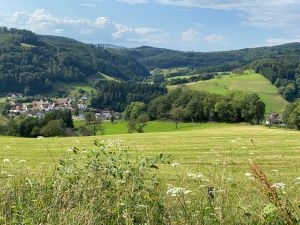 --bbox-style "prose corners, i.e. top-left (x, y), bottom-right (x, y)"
top-left (78, 3), bottom-right (97, 7)
top-left (265, 38), bottom-right (300, 46)
top-left (155, 0), bottom-right (300, 28)
top-left (117, 0), bottom-right (148, 4)
top-left (0, 9), bottom-right (169, 46)
top-left (181, 28), bottom-right (199, 42)
top-left (205, 34), bottom-right (225, 43)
